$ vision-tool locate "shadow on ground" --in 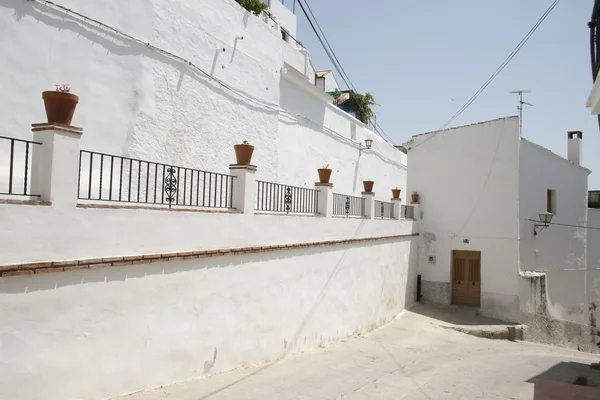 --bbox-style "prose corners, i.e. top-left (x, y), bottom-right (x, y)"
top-left (410, 302), bottom-right (518, 326)
top-left (527, 361), bottom-right (600, 388)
